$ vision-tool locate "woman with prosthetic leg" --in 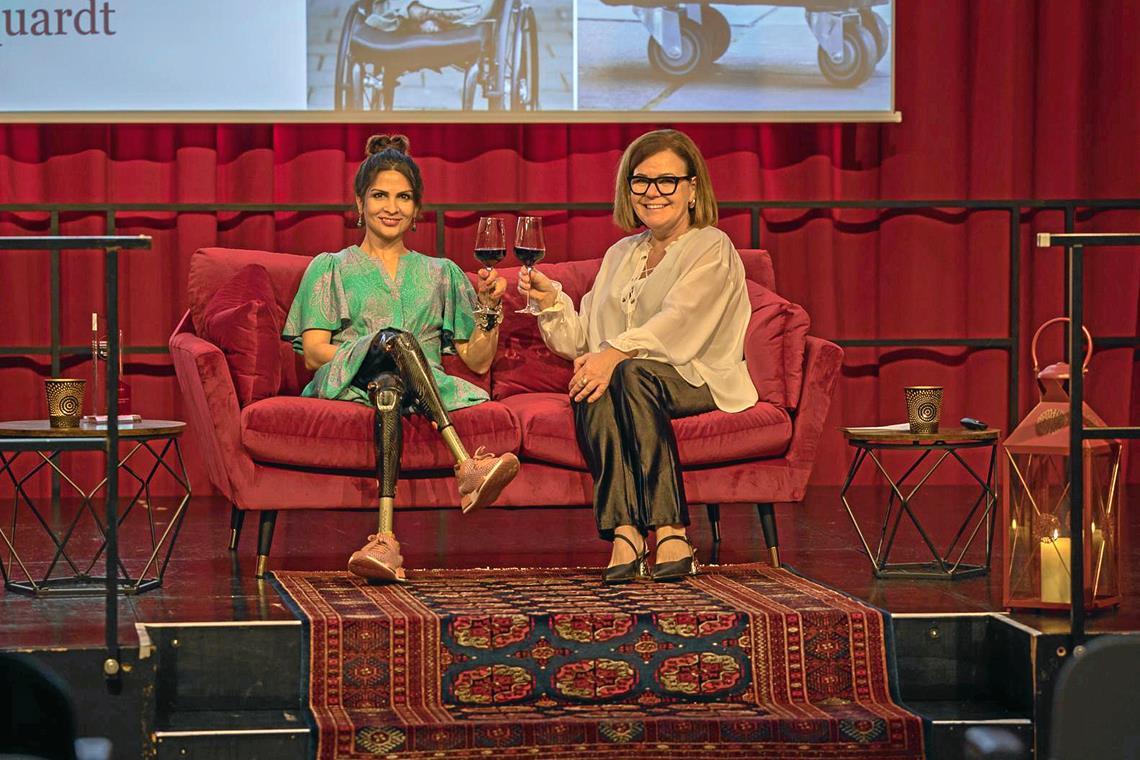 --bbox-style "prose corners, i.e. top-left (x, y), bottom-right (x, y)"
top-left (347, 329), bottom-right (518, 581)
top-left (284, 134), bottom-right (518, 583)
